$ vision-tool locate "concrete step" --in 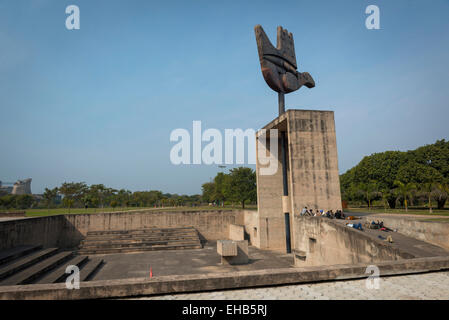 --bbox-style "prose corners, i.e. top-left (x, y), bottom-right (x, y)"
top-left (79, 227), bottom-right (202, 255)
top-left (86, 227), bottom-right (196, 236)
top-left (0, 251), bottom-right (74, 285)
top-left (0, 248), bottom-right (59, 281)
top-left (81, 235), bottom-right (199, 244)
top-left (80, 258), bottom-right (104, 281)
top-left (0, 245), bottom-right (42, 266)
top-left (80, 235), bottom-right (200, 245)
top-left (83, 232), bottom-right (198, 241)
top-left (80, 239), bottom-right (201, 250)
top-left (78, 243), bottom-right (202, 255)
top-left (35, 255), bottom-right (89, 284)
